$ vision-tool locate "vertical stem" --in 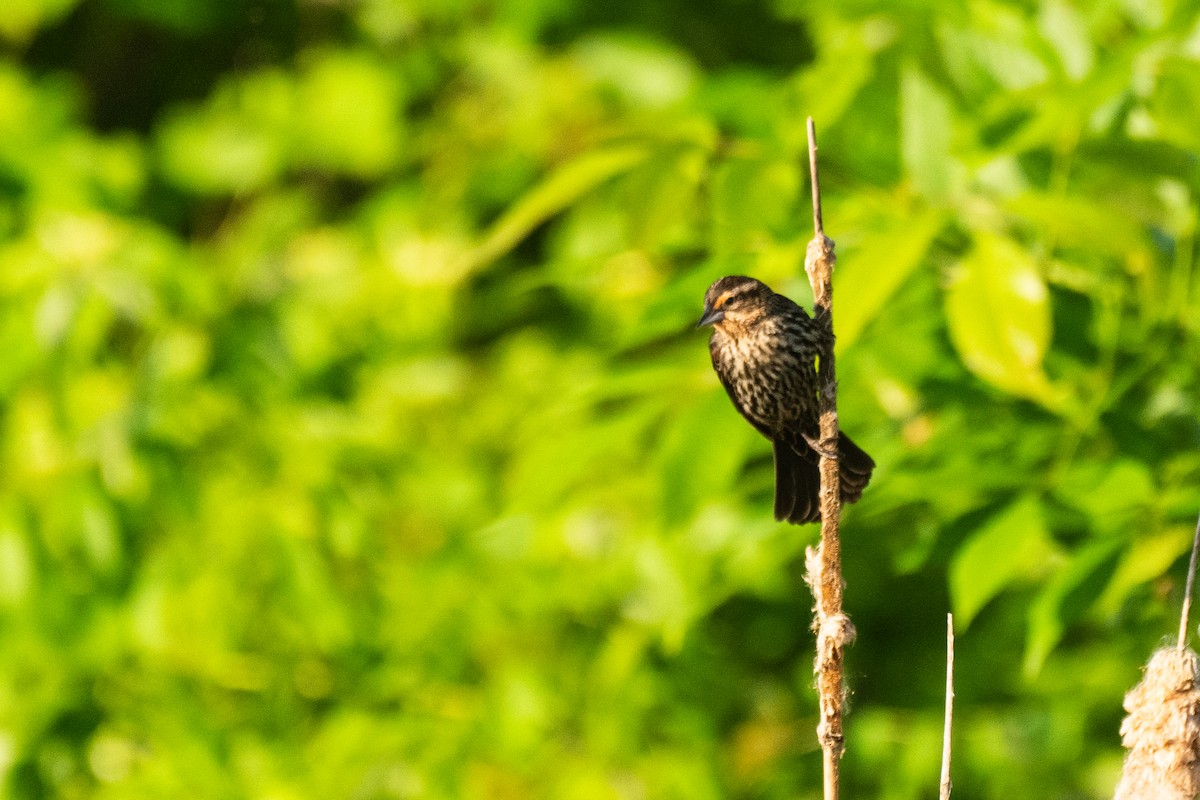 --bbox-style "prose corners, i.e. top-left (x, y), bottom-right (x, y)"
top-left (940, 614), bottom-right (955, 800)
top-left (809, 117), bottom-right (824, 239)
top-left (824, 750), bottom-right (839, 800)
top-left (804, 116), bottom-right (850, 800)
top-left (1178, 514), bottom-right (1200, 652)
